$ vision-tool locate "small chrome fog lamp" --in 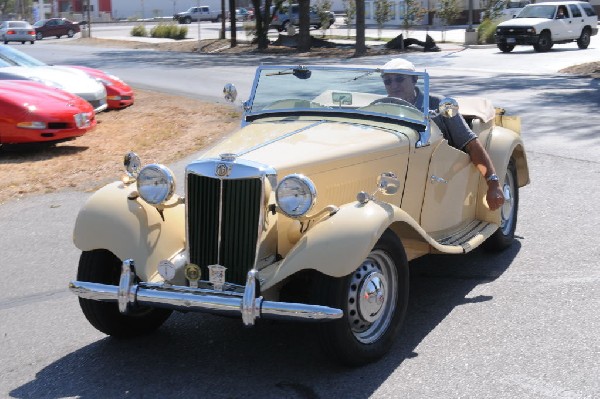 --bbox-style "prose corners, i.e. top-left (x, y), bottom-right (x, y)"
top-left (124, 152), bottom-right (142, 179)
top-left (377, 172), bottom-right (400, 195)
top-left (223, 83), bottom-right (237, 103)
